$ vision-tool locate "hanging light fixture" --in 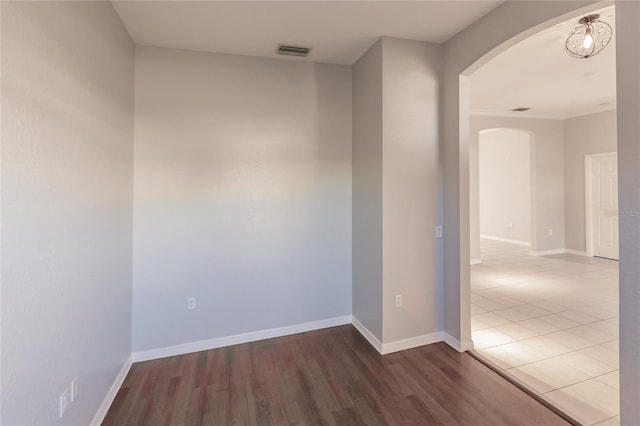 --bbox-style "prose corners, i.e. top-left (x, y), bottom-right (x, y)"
top-left (565, 14), bottom-right (612, 59)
